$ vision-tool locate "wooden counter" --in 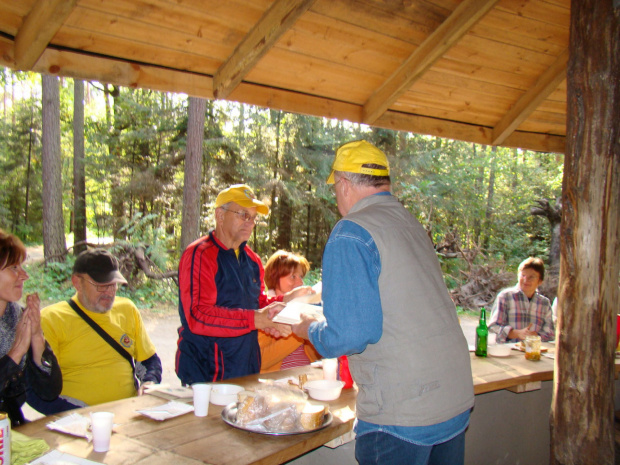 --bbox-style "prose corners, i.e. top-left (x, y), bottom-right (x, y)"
top-left (471, 347), bottom-right (555, 395)
top-left (18, 346), bottom-right (618, 464)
